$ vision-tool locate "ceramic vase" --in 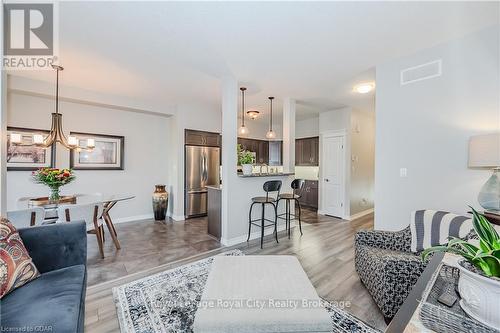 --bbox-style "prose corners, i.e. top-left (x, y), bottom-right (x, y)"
top-left (458, 260), bottom-right (500, 329)
top-left (242, 164), bottom-right (253, 176)
top-left (152, 185), bottom-right (168, 220)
